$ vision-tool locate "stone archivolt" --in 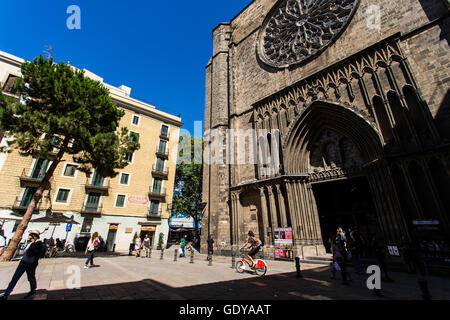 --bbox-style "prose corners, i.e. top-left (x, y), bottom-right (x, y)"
top-left (254, 38), bottom-right (405, 130)
top-left (258, 0), bottom-right (361, 68)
